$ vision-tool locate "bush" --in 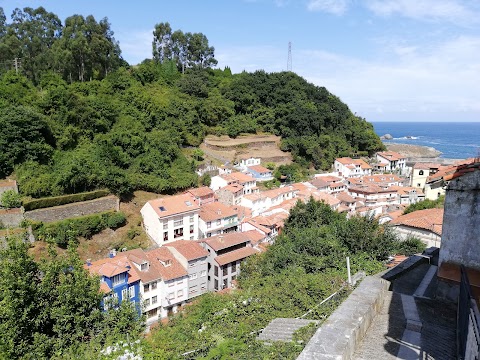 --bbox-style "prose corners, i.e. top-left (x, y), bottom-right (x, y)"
top-left (34, 211), bottom-right (126, 247)
top-left (23, 190), bottom-right (110, 211)
top-left (396, 236), bottom-right (426, 256)
top-left (0, 190), bottom-right (22, 209)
